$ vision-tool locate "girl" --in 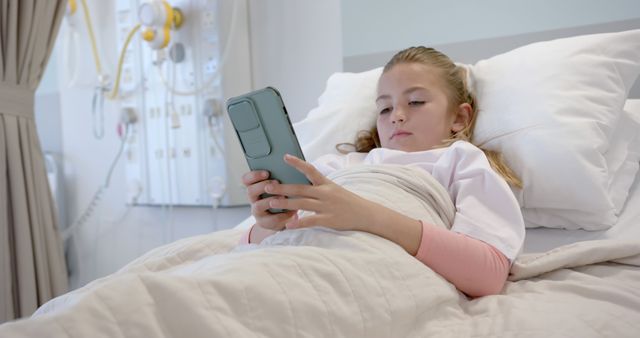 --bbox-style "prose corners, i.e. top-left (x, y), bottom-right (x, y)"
top-left (239, 46), bottom-right (525, 297)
